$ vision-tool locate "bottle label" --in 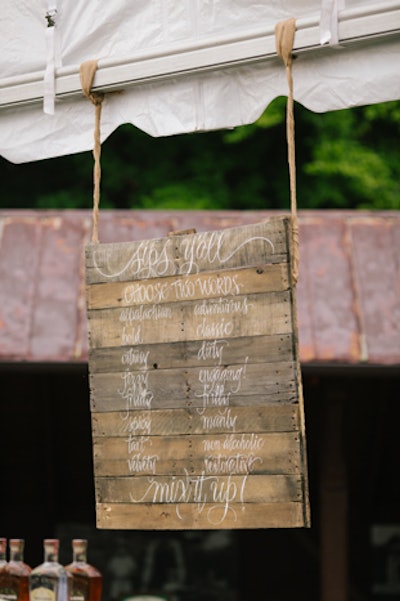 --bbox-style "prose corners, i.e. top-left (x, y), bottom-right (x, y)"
top-left (30, 587), bottom-right (56, 601)
top-left (0, 594), bottom-right (18, 601)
